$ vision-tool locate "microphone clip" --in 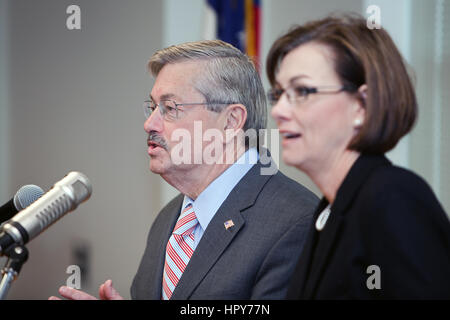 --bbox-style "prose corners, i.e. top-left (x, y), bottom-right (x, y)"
top-left (0, 243), bottom-right (29, 300)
